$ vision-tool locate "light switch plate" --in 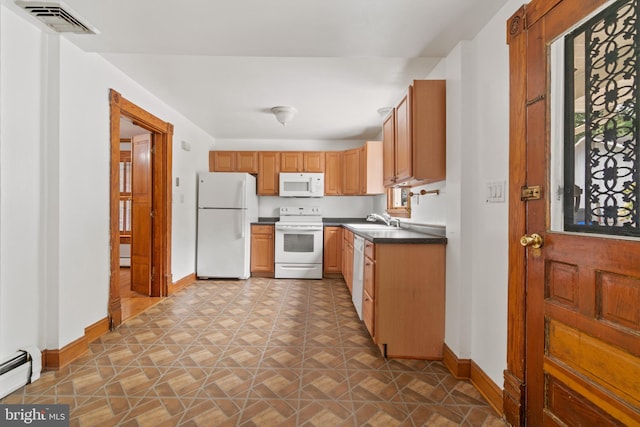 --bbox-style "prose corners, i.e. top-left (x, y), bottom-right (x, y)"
top-left (486, 180), bottom-right (506, 203)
